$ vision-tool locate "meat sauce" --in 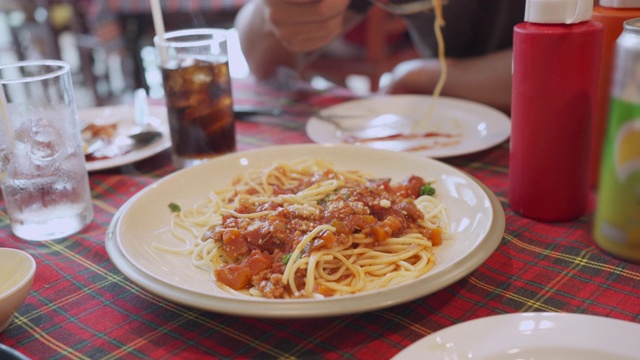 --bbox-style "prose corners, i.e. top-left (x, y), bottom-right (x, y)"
top-left (202, 170), bottom-right (441, 298)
